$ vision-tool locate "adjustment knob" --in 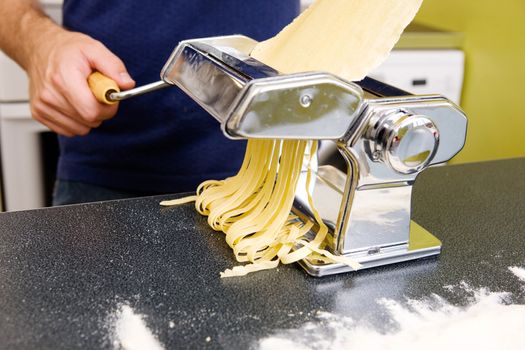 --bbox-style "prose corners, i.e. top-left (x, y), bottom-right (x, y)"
top-left (370, 111), bottom-right (440, 174)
